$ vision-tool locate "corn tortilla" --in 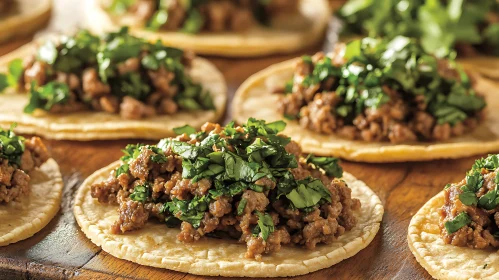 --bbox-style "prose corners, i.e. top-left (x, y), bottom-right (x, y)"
top-left (0, 159), bottom-right (63, 246)
top-left (0, 43), bottom-right (227, 141)
top-left (233, 58), bottom-right (499, 163)
top-left (408, 191), bottom-right (499, 280)
top-left (73, 161), bottom-right (383, 277)
top-left (83, 0), bottom-right (330, 57)
top-left (0, 0), bottom-right (51, 43)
